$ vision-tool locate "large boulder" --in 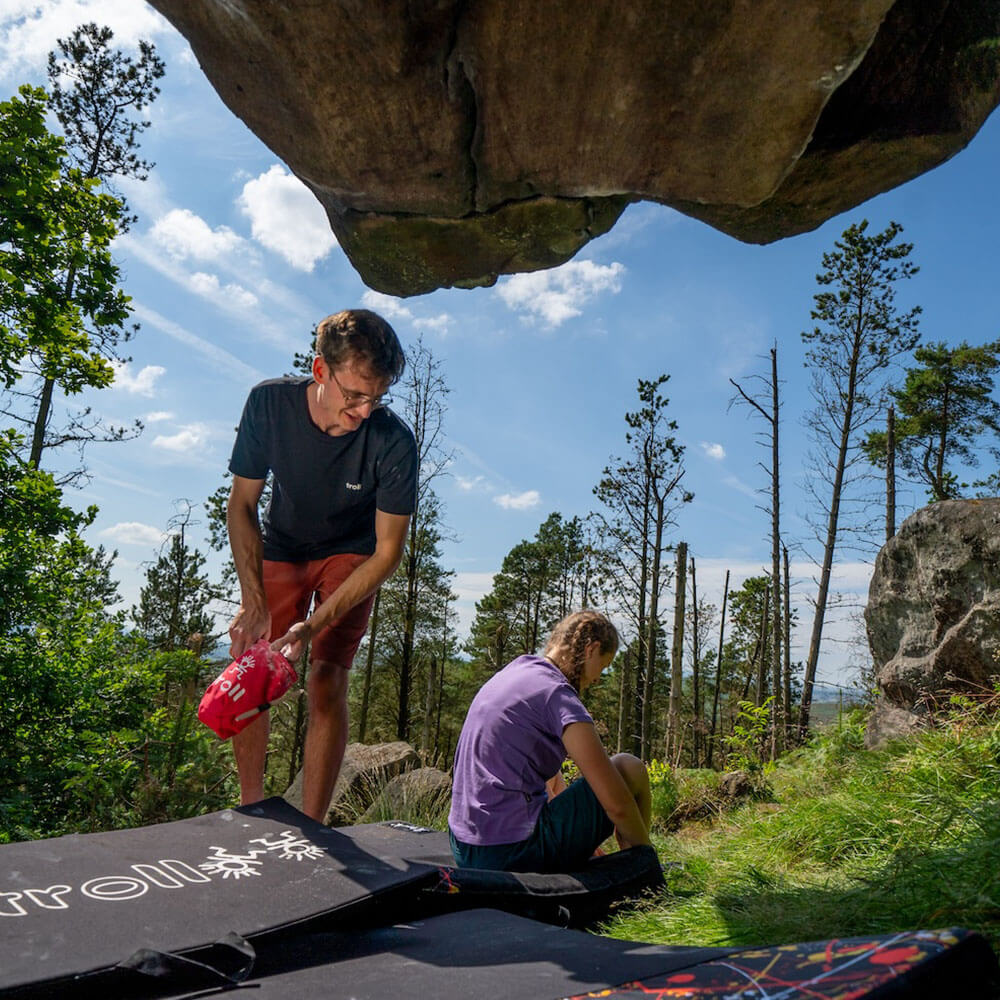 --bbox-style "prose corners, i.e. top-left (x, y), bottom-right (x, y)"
top-left (360, 766), bottom-right (452, 823)
top-left (864, 498), bottom-right (1000, 747)
top-left (147, 1), bottom-right (1000, 295)
top-left (284, 740), bottom-right (420, 825)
